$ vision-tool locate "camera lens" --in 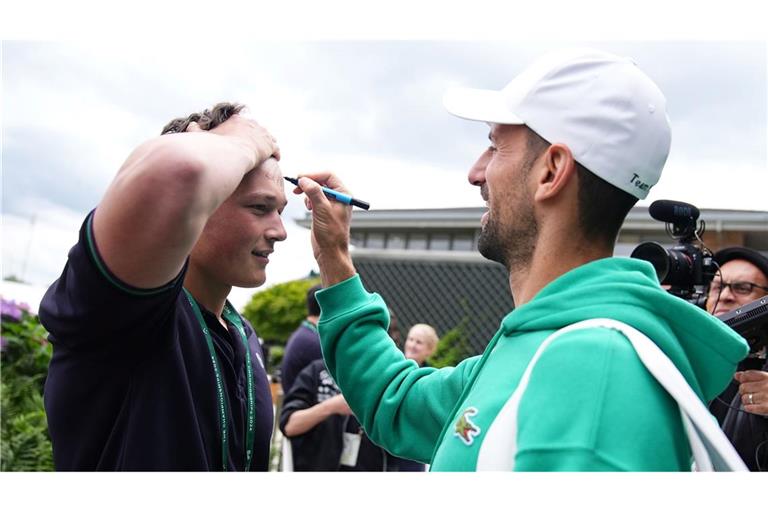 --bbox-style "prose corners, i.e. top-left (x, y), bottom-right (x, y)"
top-left (631, 242), bottom-right (670, 281)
